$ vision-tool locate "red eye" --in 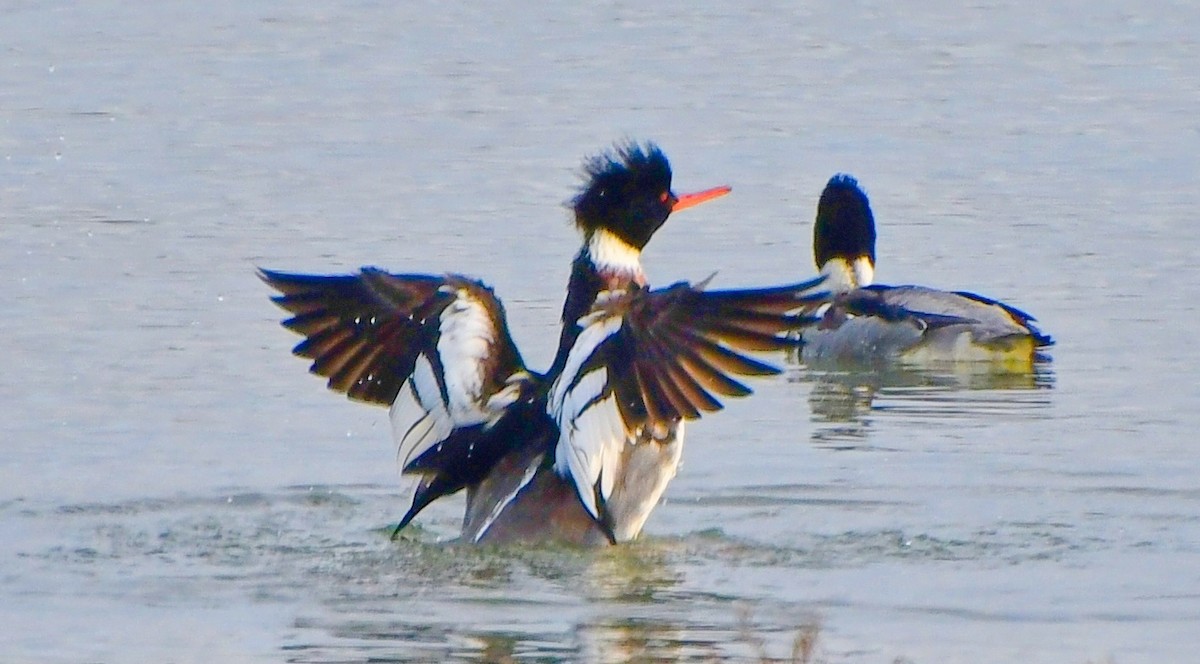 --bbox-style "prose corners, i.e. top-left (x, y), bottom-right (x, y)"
top-left (659, 191), bottom-right (670, 202)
